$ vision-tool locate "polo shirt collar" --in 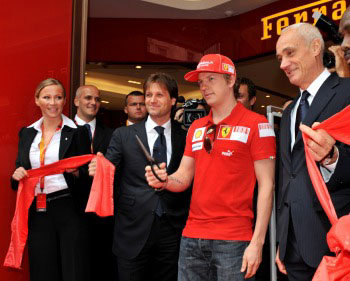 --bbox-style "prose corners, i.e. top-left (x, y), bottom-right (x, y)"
top-left (204, 102), bottom-right (245, 126)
